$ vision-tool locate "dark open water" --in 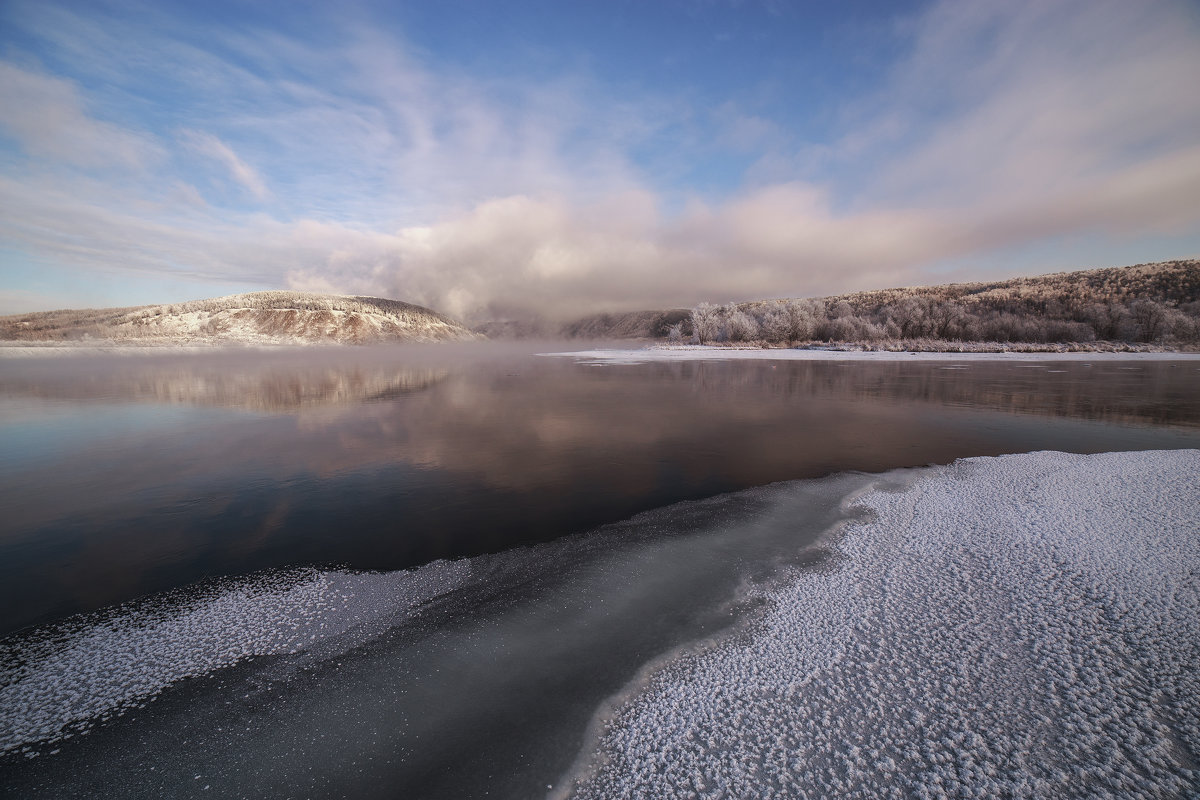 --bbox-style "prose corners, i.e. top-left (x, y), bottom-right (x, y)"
top-left (1, 344), bottom-right (1199, 798)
